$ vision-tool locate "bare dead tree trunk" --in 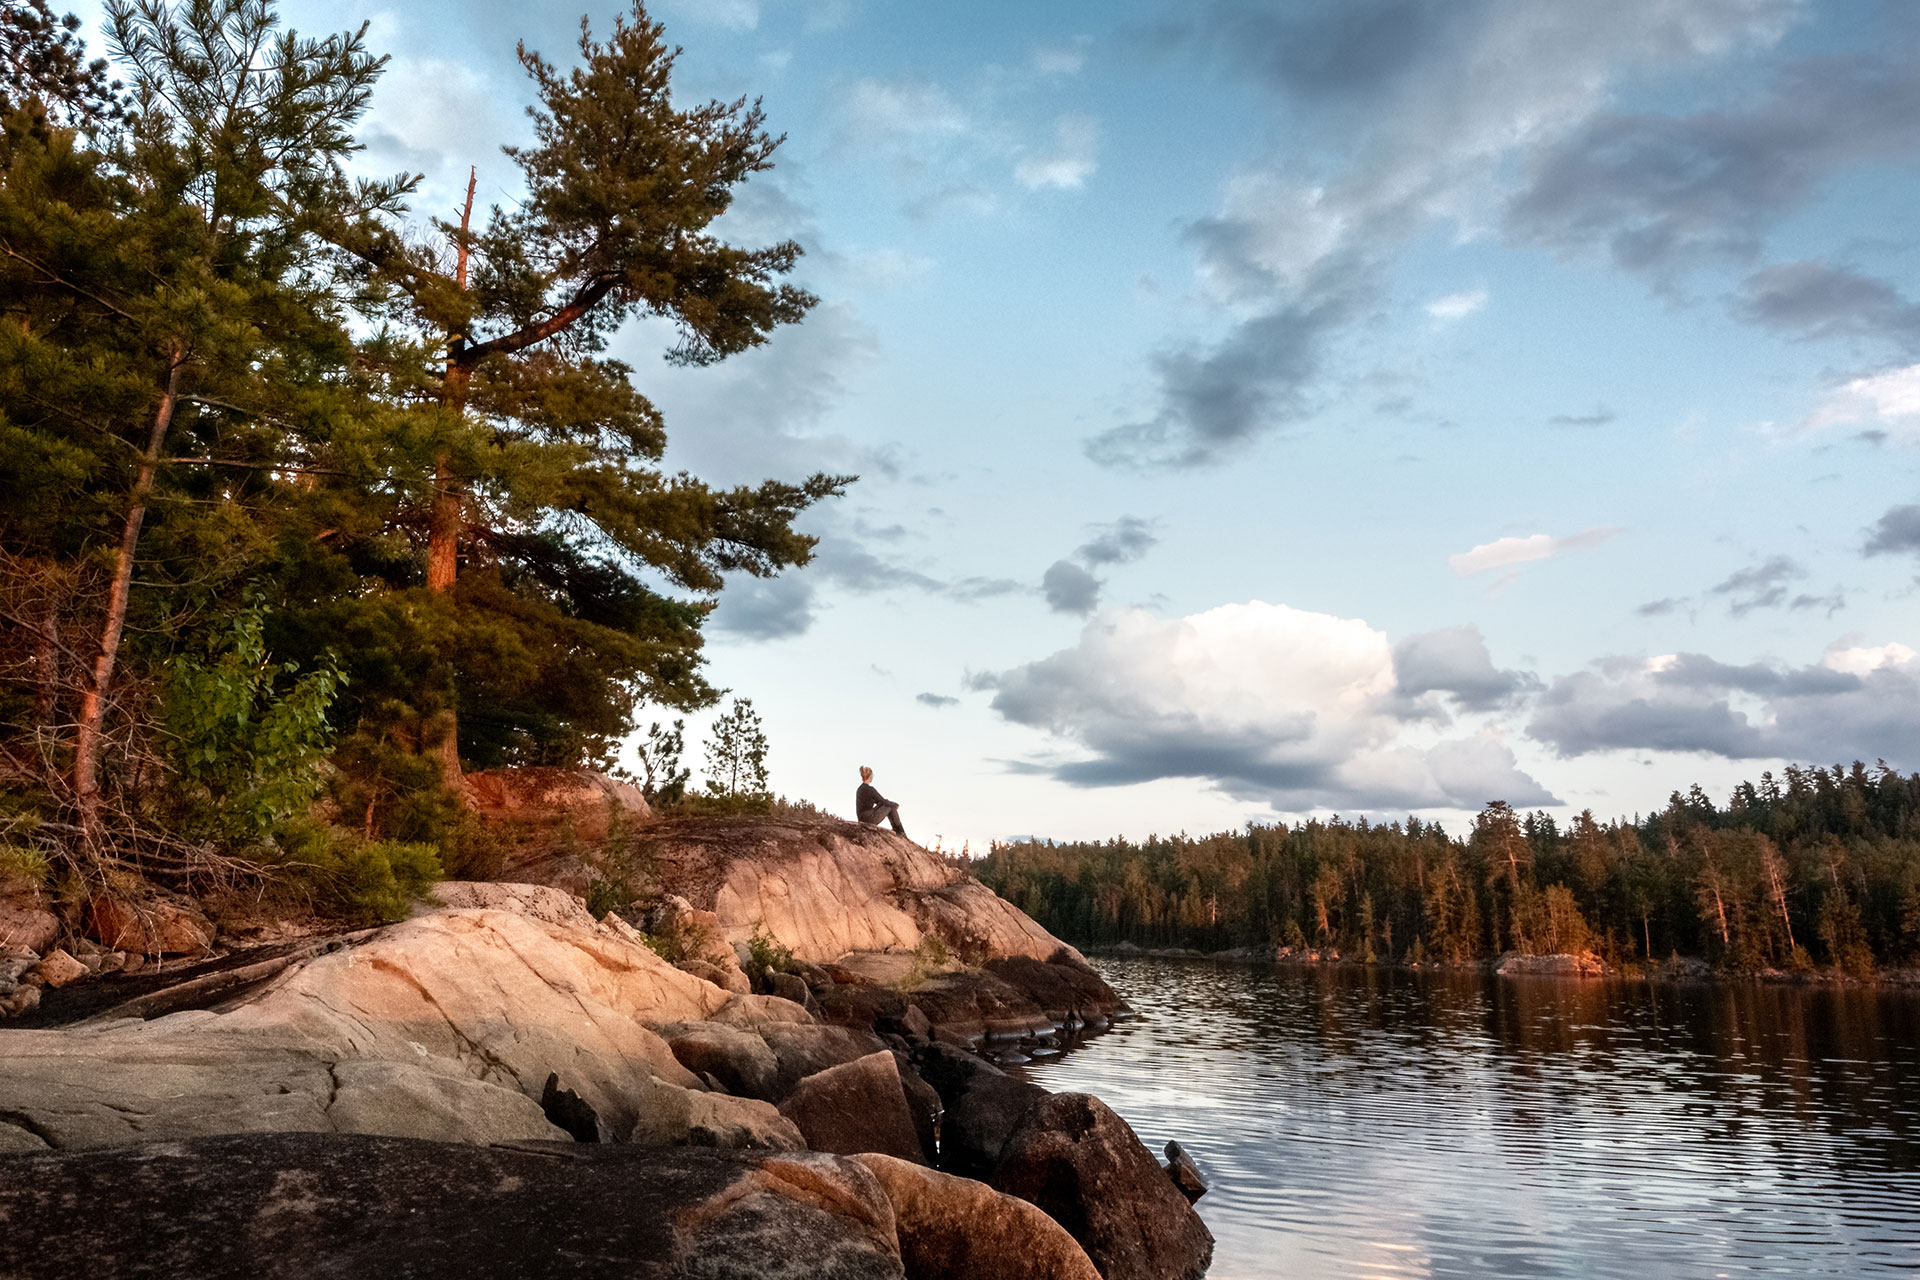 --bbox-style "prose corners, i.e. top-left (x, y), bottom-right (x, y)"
top-left (1762, 841), bottom-right (1795, 953)
top-left (73, 347), bottom-right (186, 845)
top-left (426, 168), bottom-right (479, 795)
